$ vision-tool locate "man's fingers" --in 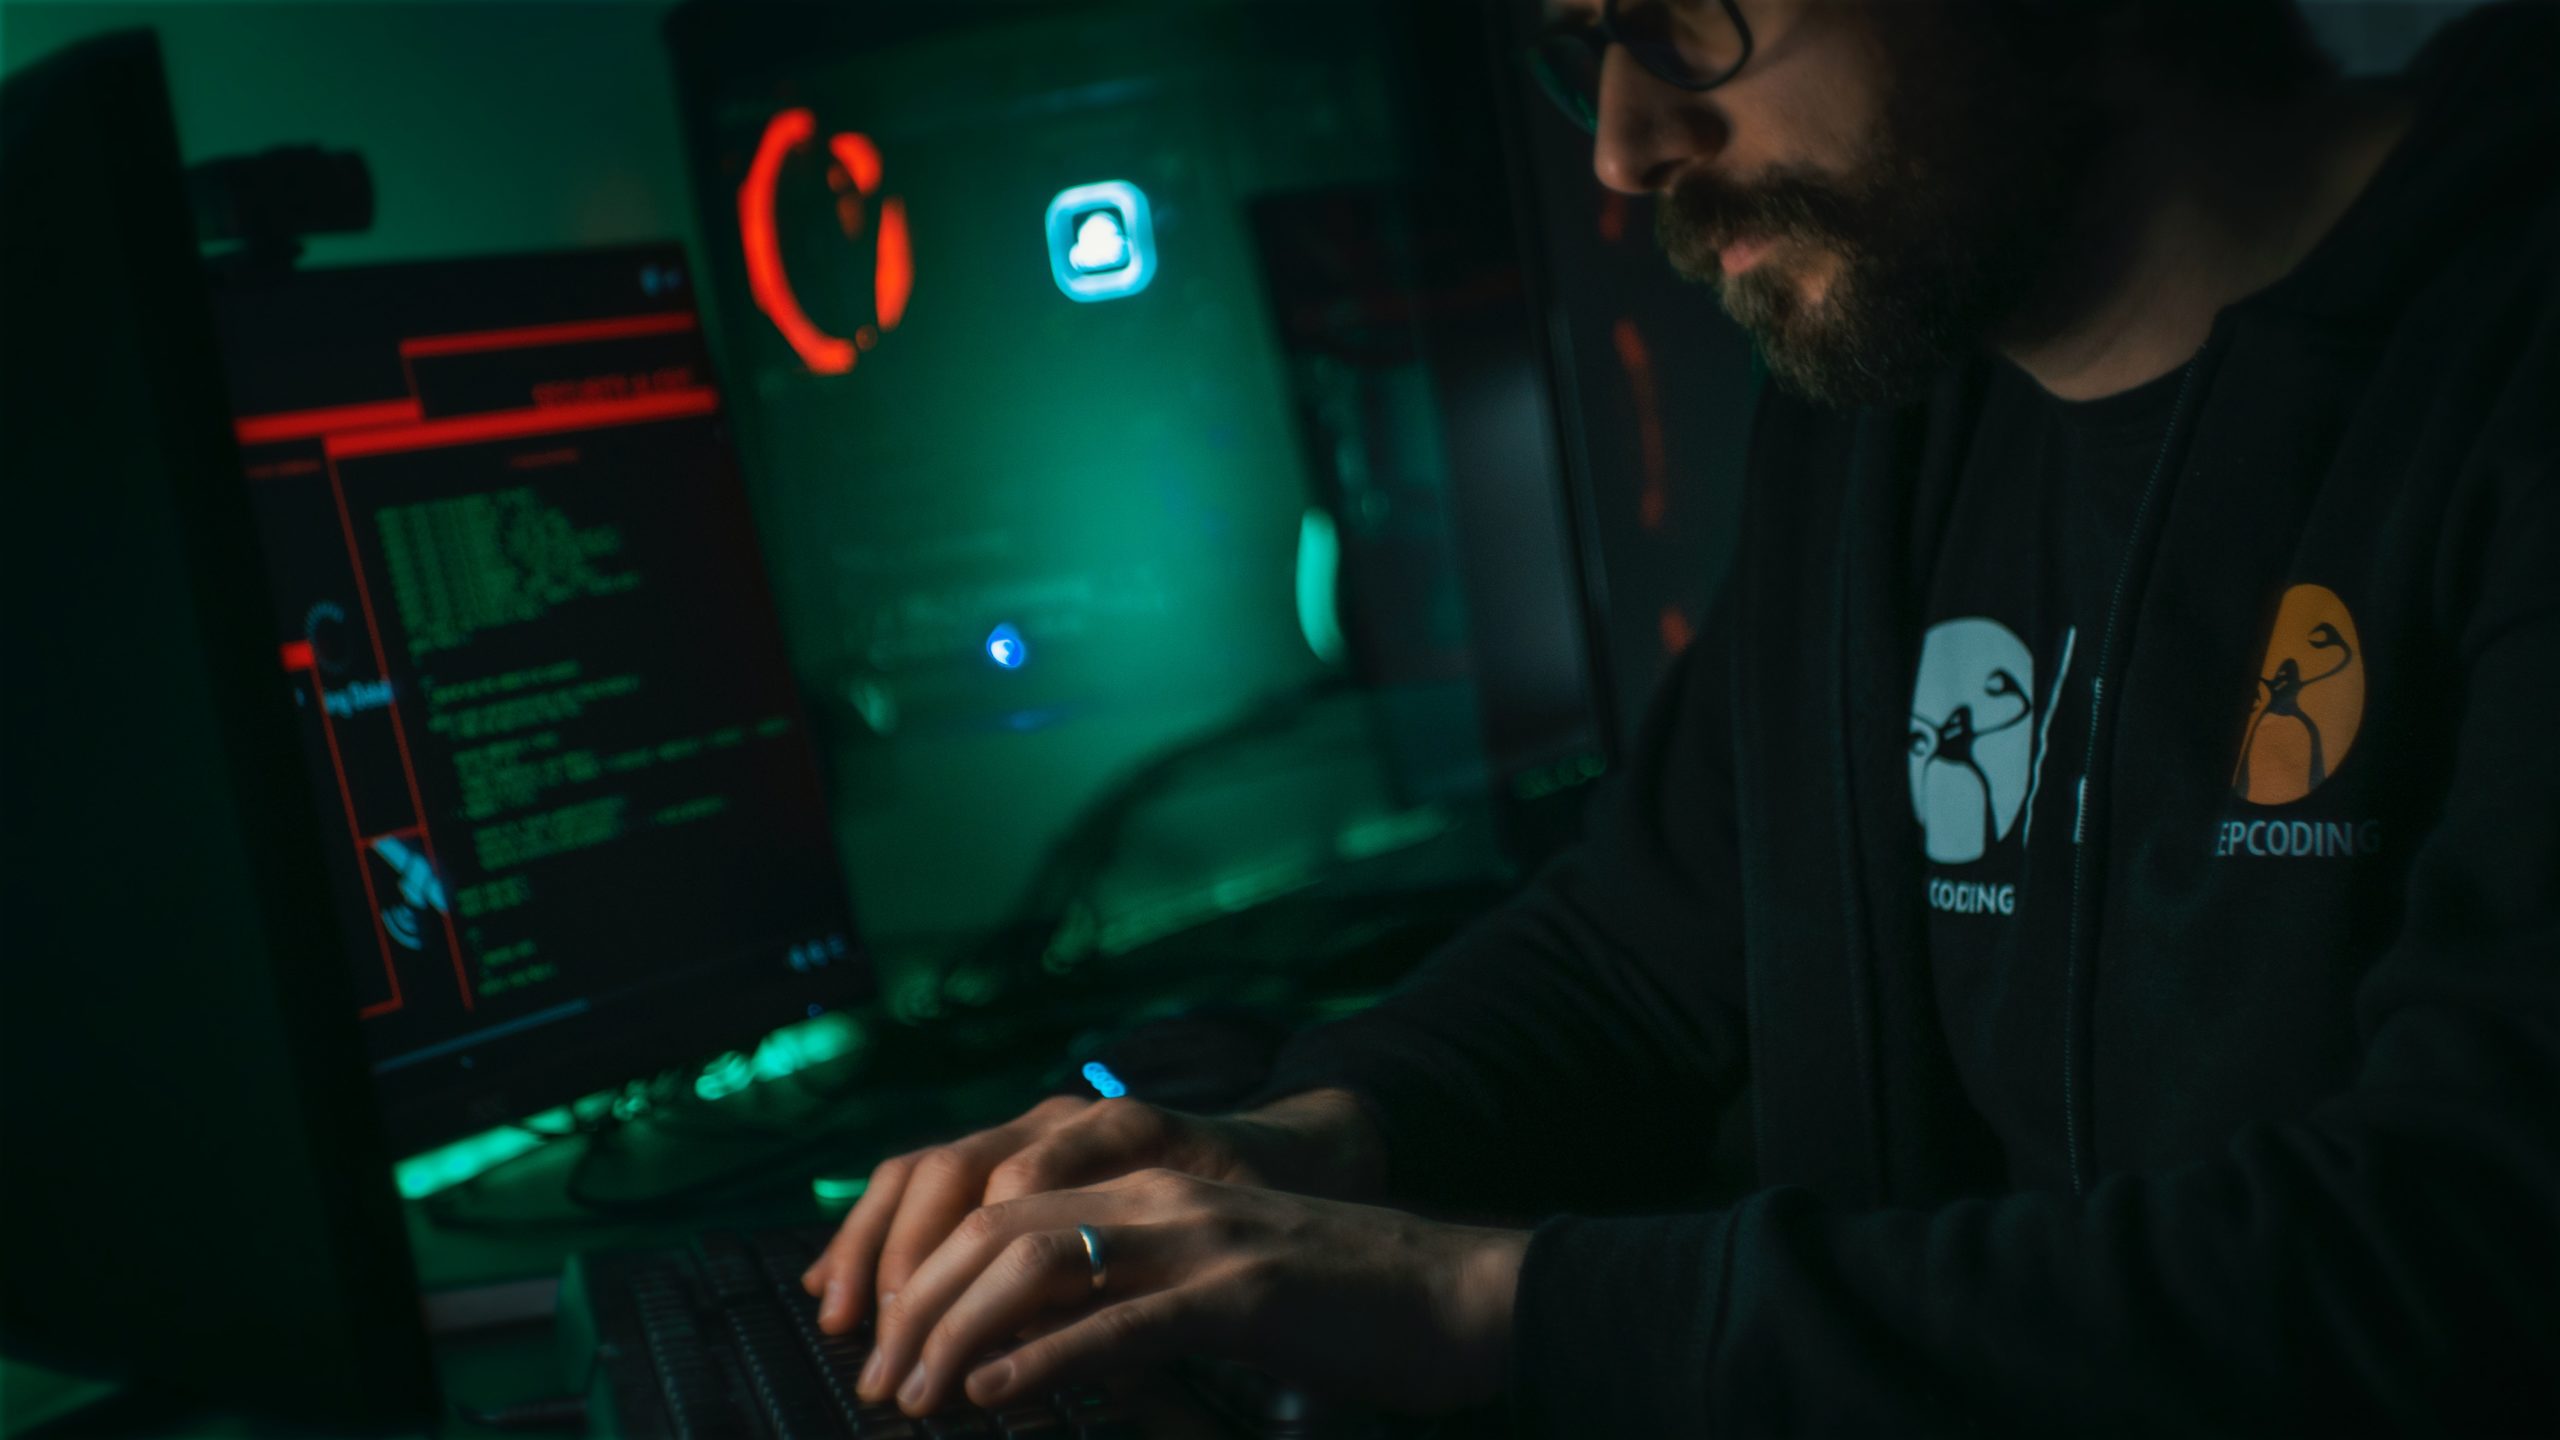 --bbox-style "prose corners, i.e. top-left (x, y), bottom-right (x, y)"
top-left (804, 1152), bottom-right (908, 1295)
top-left (804, 1153), bottom-right (908, 1298)
top-left (890, 1227), bottom-right (1144, 1415)
top-left (863, 1187), bottom-right (1144, 1404)
top-left (864, 1197), bottom-right (1051, 1400)
top-left (804, 1098), bottom-right (1097, 1334)
top-left (806, 1153), bottom-right (914, 1330)
top-left (872, 1143), bottom-right (1008, 1310)
top-left (963, 1289), bottom-right (1192, 1412)
top-left (983, 1098), bottom-right (1168, 1204)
